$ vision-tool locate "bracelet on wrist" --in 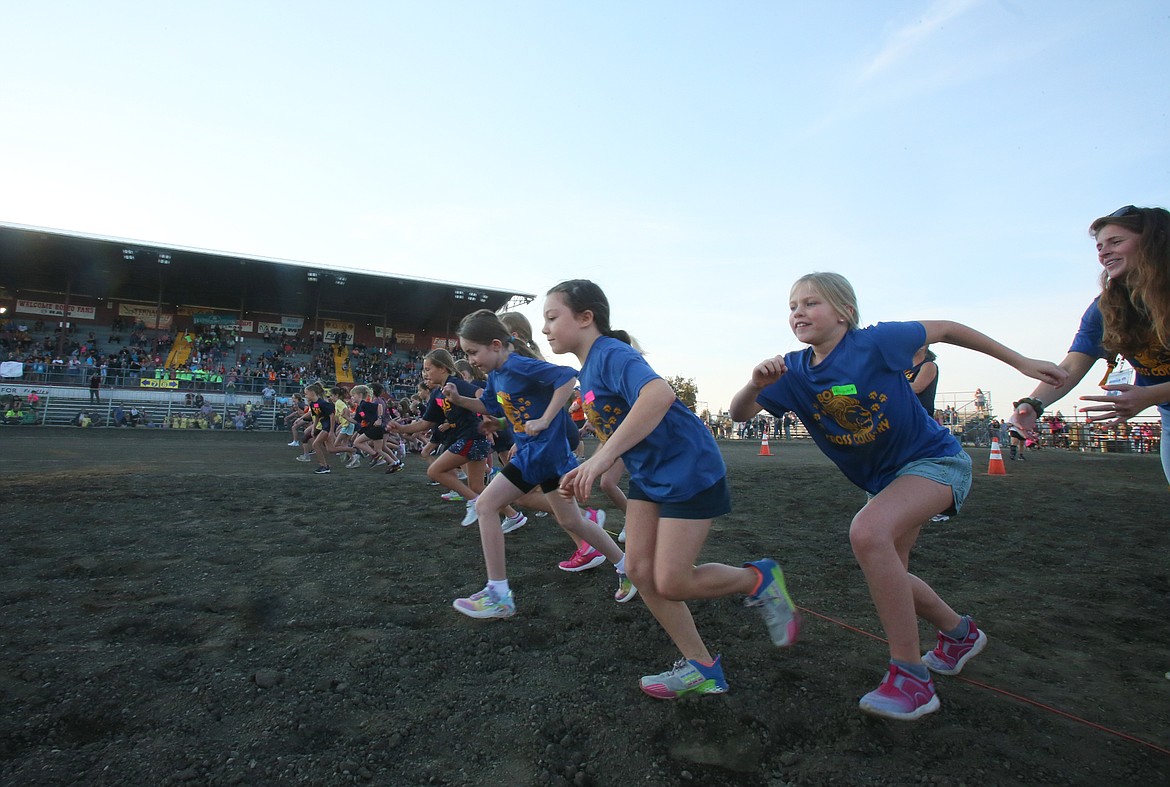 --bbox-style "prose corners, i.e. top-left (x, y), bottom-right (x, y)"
top-left (1013, 397), bottom-right (1045, 417)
